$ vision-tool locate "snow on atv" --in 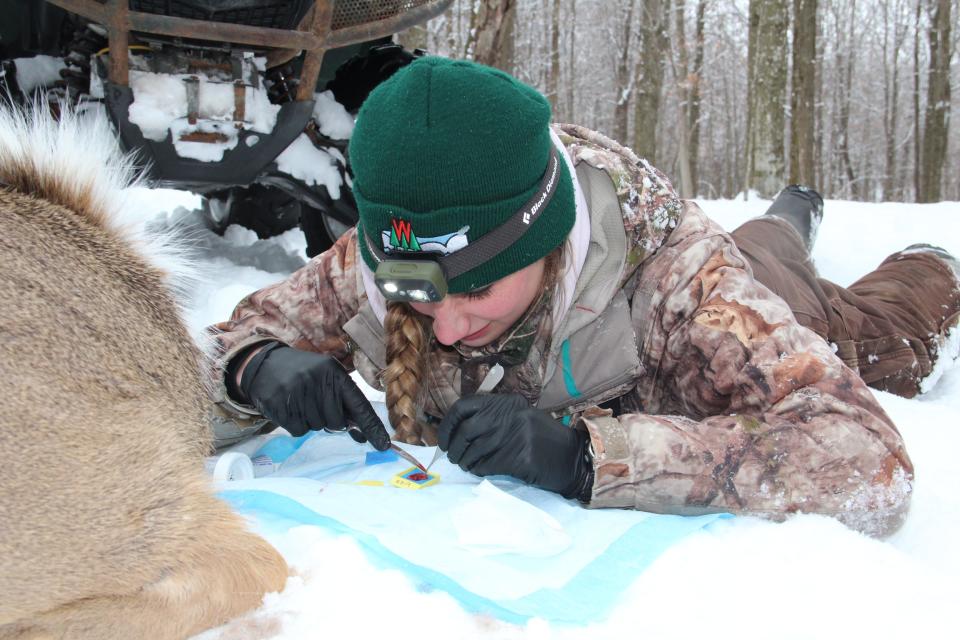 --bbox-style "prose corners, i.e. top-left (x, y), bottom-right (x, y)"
top-left (0, 0), bottom-right (451, 257)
